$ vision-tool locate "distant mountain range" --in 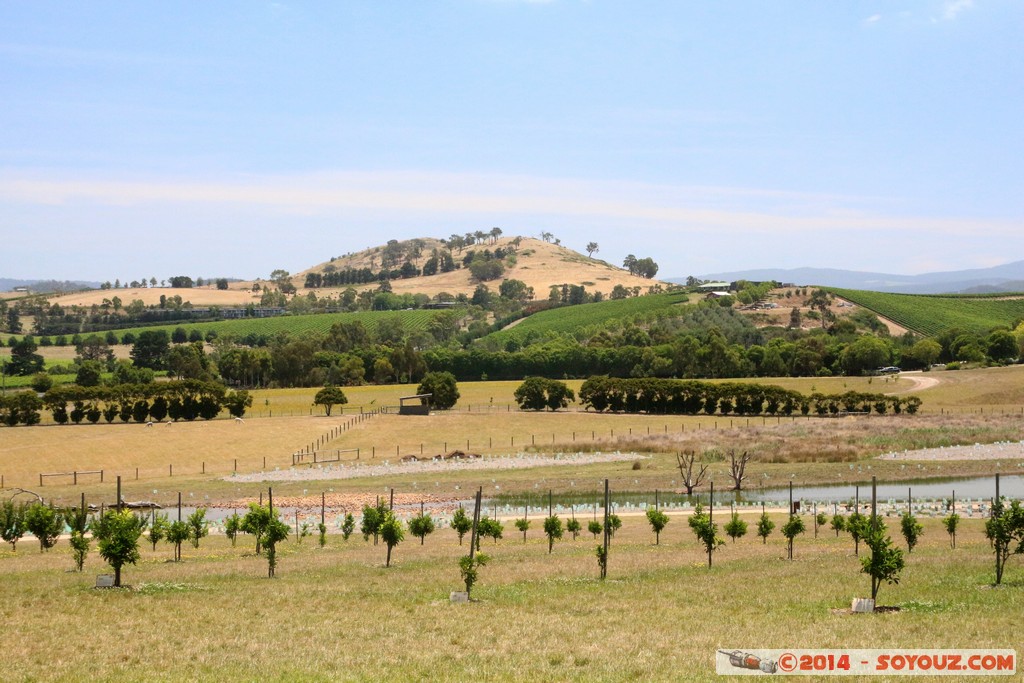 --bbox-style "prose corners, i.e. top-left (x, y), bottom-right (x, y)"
top-left (673, 261), bottom-right (1024, 295)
